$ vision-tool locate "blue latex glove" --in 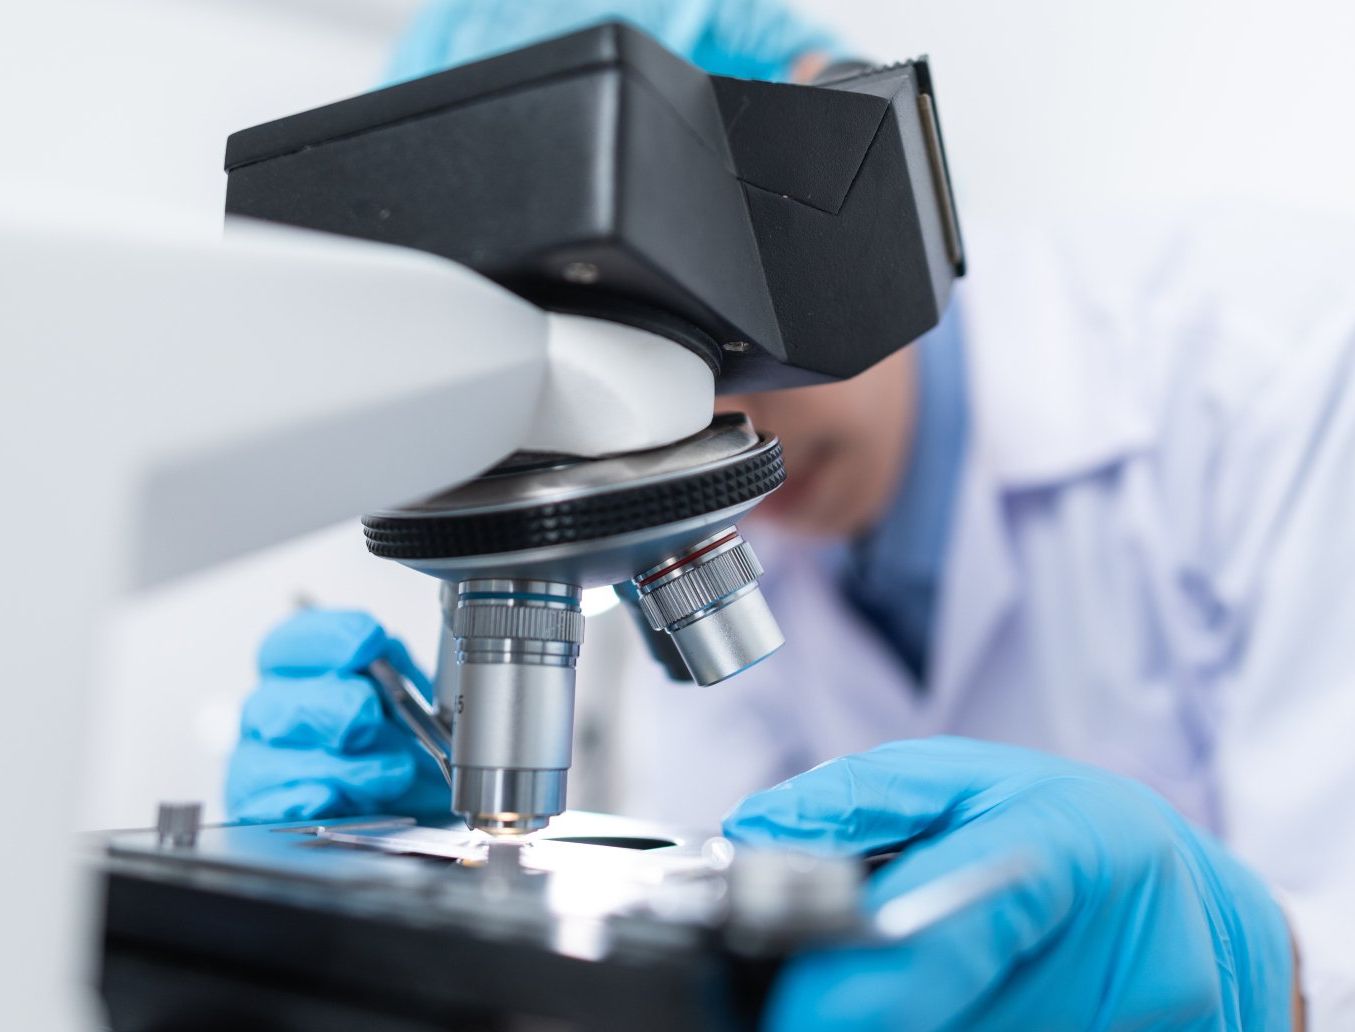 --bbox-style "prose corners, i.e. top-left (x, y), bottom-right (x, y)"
top-left (226, 610), bottom-right (450, 822)
top-left (724, 737), bottom-right (1294, 1032)
top-left (388, 0), bottom-right (847, 85)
